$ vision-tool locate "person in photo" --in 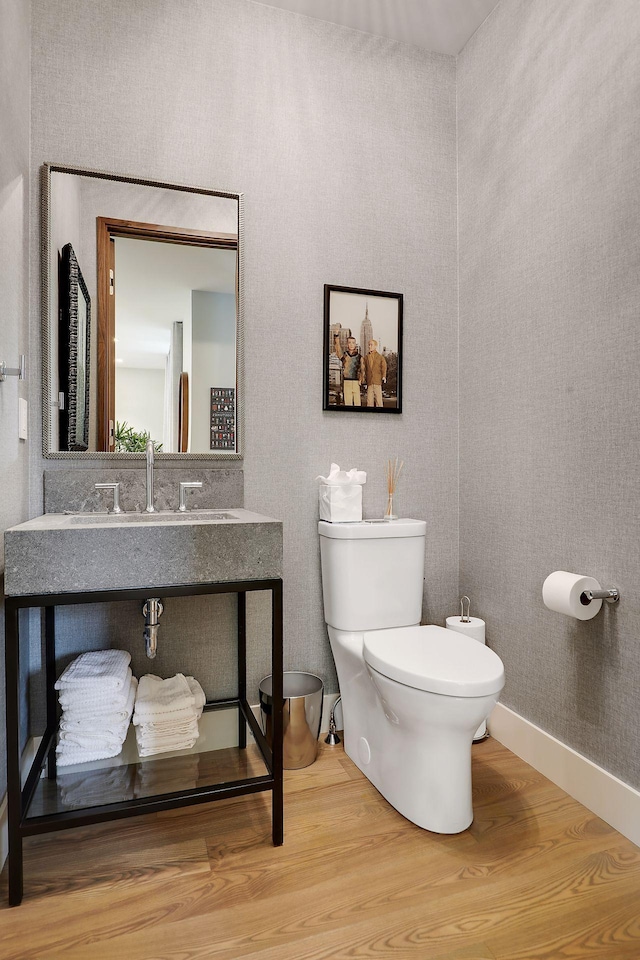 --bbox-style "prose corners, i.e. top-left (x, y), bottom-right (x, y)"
top-left (333, 334), bottom-right (364, 406)
top-left (363, 339), bottom-right (387, 407)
